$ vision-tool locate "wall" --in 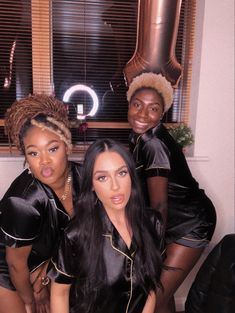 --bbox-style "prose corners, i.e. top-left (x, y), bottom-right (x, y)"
top-left (0, 156), bottom-right (24, 198)
top-left (193, 0), bottom-right (234, 240)
top-left (0, 0), bottom-right (234, 310)
top-left (175, 0), bottom-right (235, 310)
